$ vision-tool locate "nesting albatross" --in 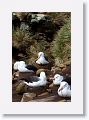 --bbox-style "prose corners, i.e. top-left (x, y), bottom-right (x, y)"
top-left (36, 52), bottom-right (49, 65)
top-left (13, 61), bottom-right (37, 72)
top-left (24, 72), bottom-right (47, 87)
top-left (50, 74), bottom-right (71, 97)
top-left (57, 81), bottom-right (71, 97)
top-left (51, 74), bottom-right (71, 86)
